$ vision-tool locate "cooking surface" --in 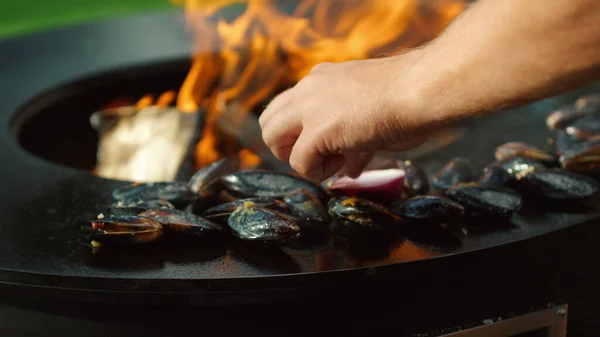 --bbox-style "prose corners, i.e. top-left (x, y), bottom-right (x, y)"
top-left (1, 11), bottom-right (600, 298)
